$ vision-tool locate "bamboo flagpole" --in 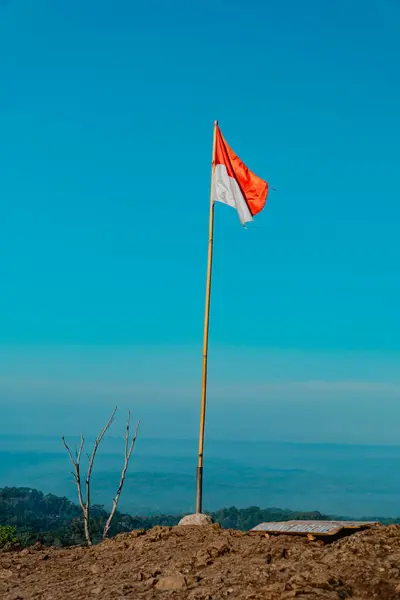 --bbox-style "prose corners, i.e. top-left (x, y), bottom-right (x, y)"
top-left (195, 120), bottom-right (218, 514)
top-left (194, 121), bottom-right (269, 515)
